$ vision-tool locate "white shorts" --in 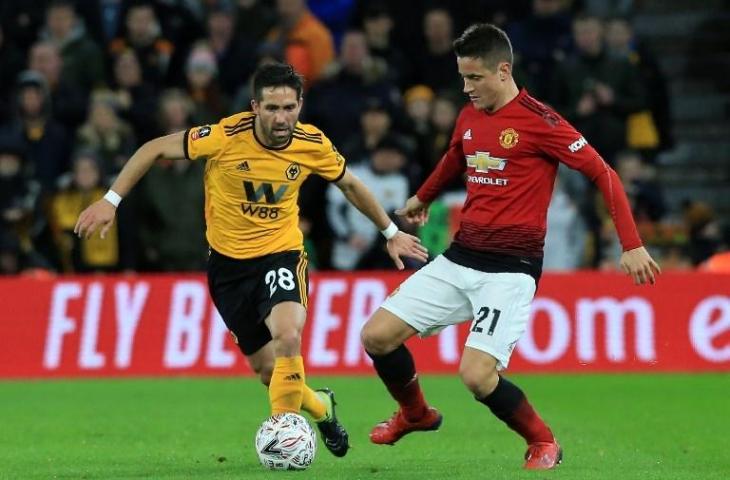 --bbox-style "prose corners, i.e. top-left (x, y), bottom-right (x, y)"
top-left (381, 255), bottom-right (536, 369)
